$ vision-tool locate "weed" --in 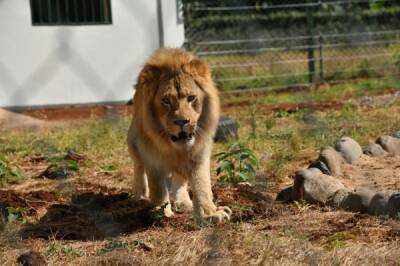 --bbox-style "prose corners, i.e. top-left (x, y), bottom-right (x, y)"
top-left (6, 207), bottom-right (28, 225)
top-left (293, 200), bottom-right (312, 212)
top-left (97, 238), bottom-right (144, 254)
top-left (46, 243), bottom-right (86, 258)
top-left (98, 164), bottom-right (119, 174)
top-left (0, 156), bottom-right (24, 187)
top-left (215, 142), bottom-right (258, 184)
top-left (323, 232), bottom-right (352, 251)
top-left (279, 226), bottom-right (309, 240)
